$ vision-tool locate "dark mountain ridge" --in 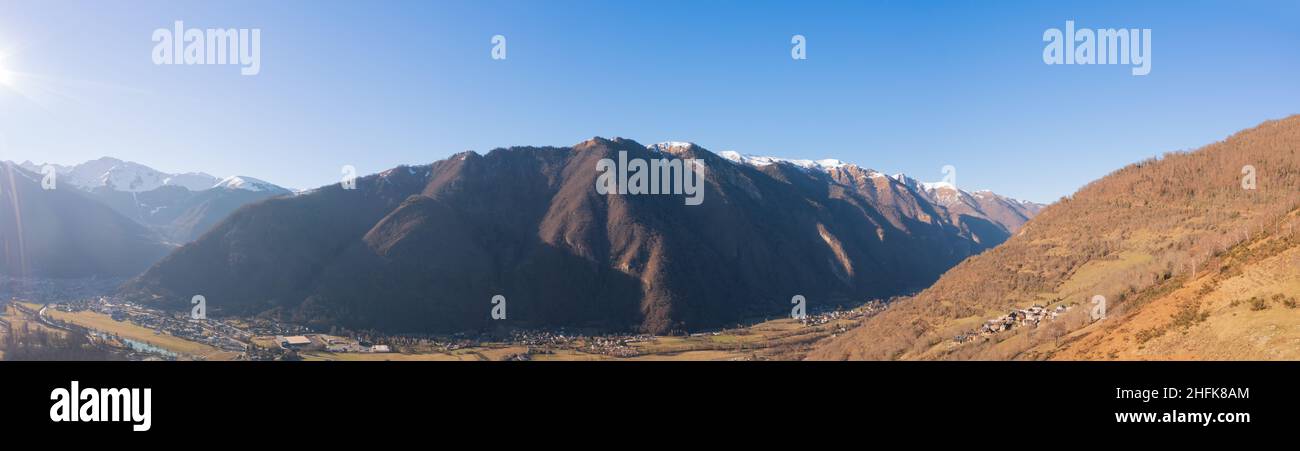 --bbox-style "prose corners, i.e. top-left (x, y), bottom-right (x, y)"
top-left (123, 138), bottom-right (1042, 334)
